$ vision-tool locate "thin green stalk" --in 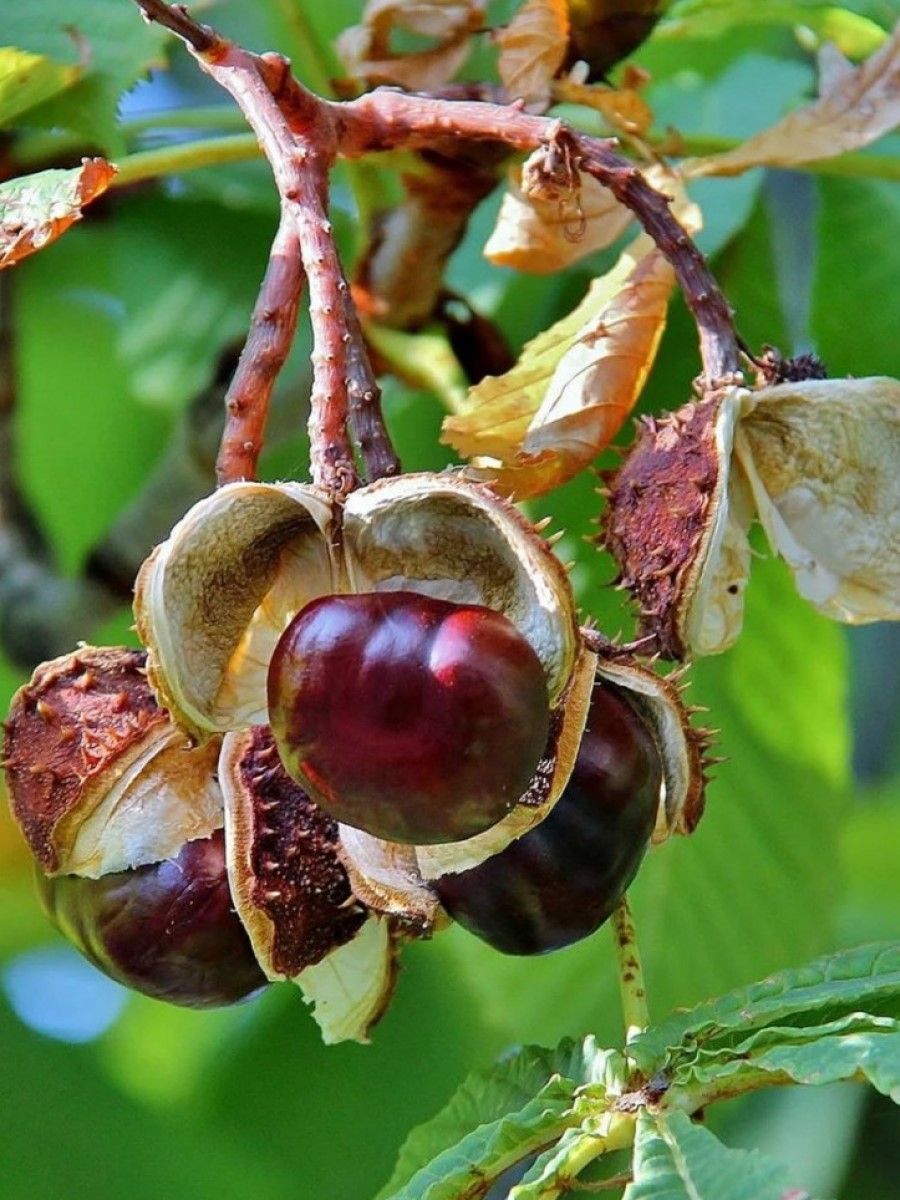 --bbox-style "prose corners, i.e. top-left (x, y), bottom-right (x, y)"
top-left (112, 133), bottom-right (260, 187)
top-left (611, 896), bottom-right (649, 1046)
